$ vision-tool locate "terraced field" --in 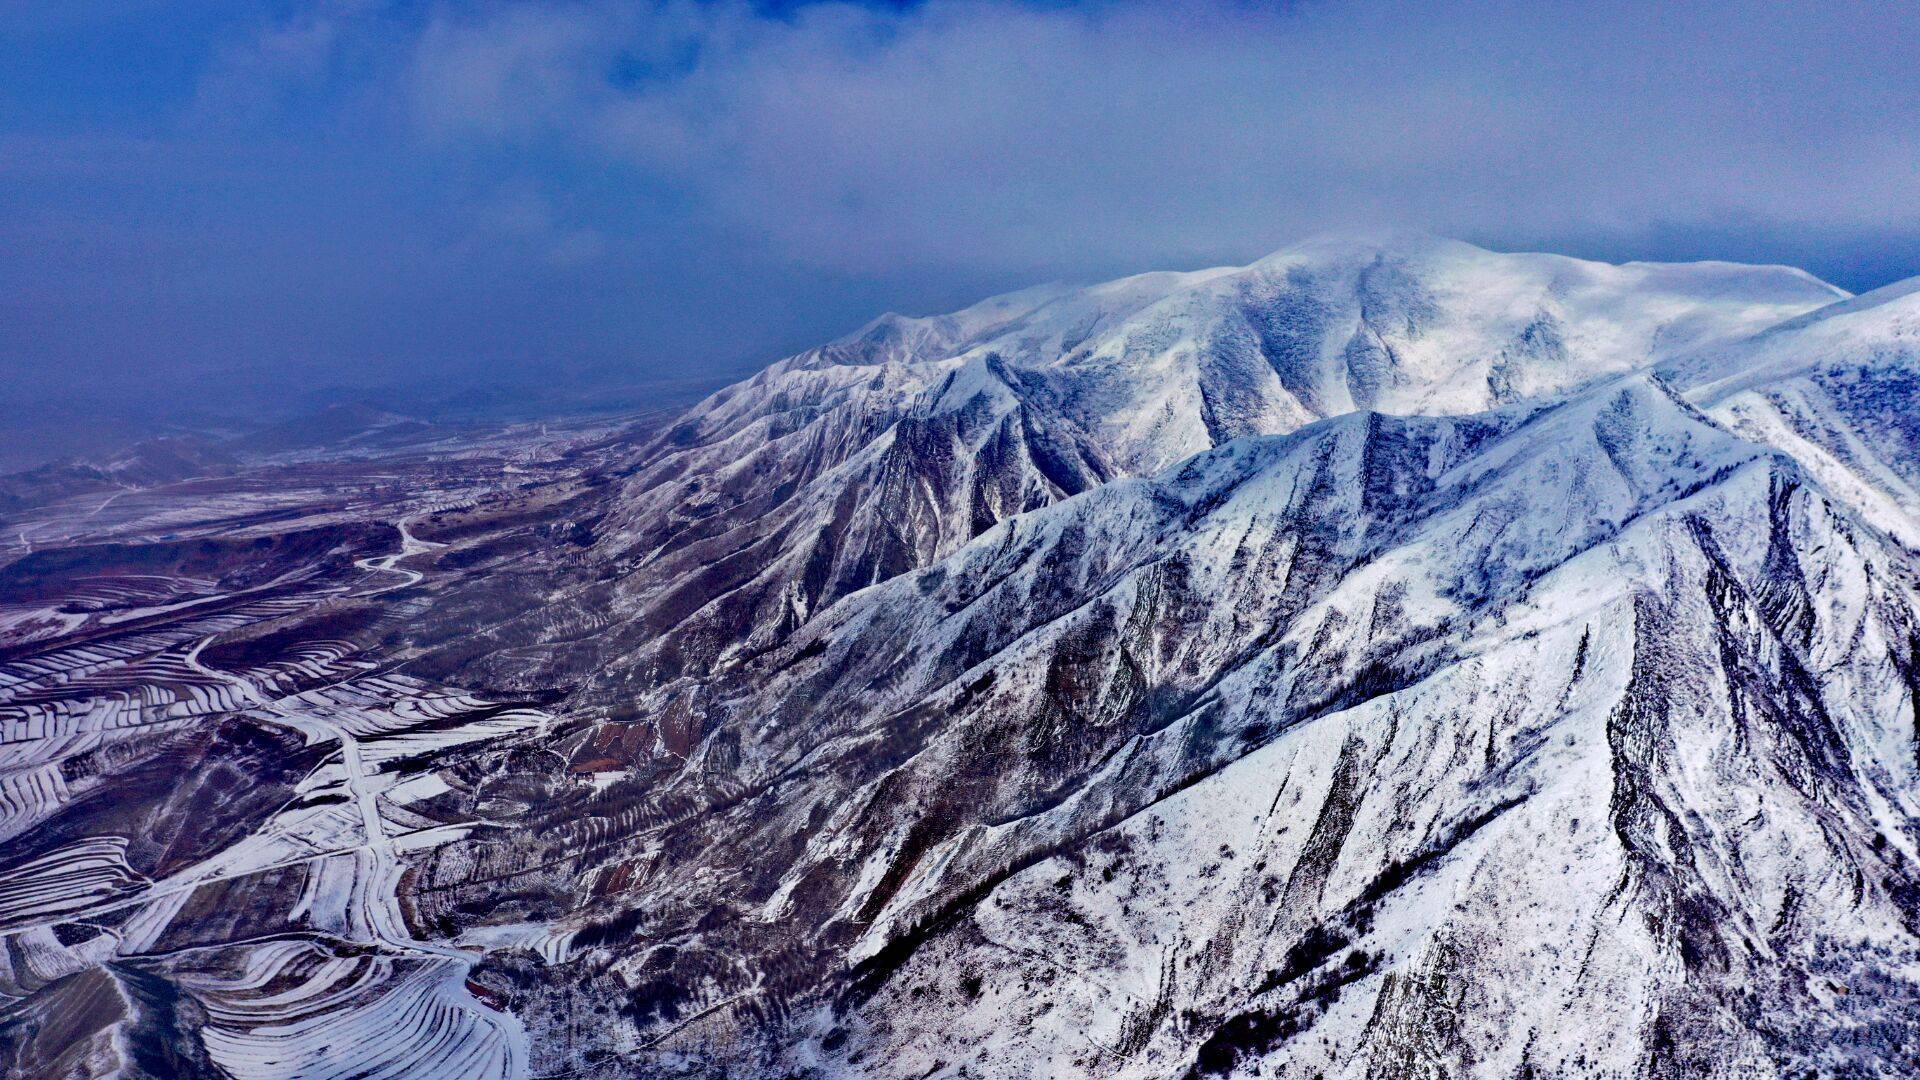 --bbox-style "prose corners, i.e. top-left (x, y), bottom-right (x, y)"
top-left (0, 416), bottom-right (644, 1077)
